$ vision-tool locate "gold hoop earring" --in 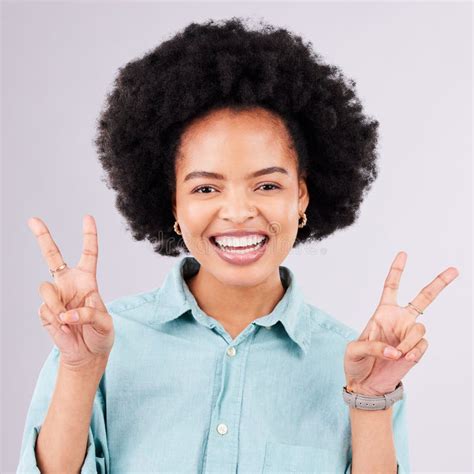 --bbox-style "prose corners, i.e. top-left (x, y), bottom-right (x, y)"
top-left (173, 221), bottom-right (182, 235)
top-left (298, 211), bottom-right (307, 228)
